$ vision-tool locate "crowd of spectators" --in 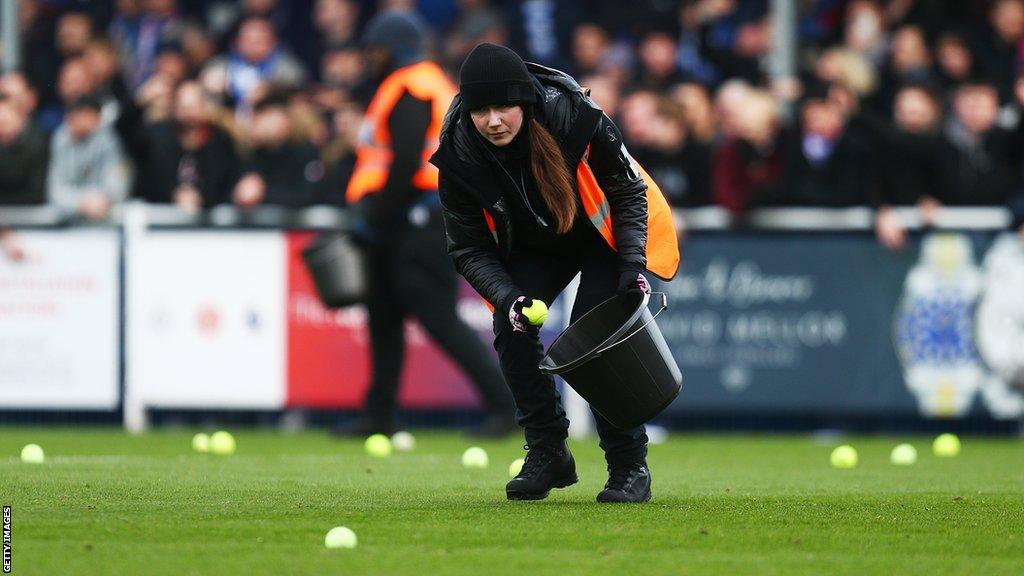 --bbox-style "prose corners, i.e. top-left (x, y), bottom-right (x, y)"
top-left (2, 0), bottom-right (1024, 251)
